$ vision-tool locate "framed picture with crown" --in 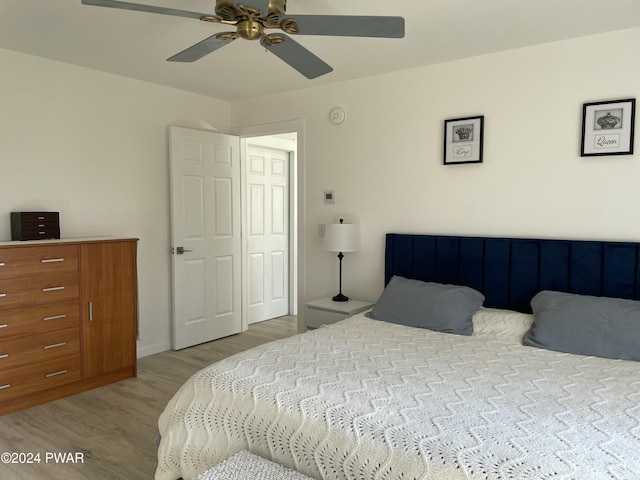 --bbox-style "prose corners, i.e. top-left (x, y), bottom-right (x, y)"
top-left (581, 98), bottom-right (635, 157)
top-left (443, 115), bottom-right (484, 165)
